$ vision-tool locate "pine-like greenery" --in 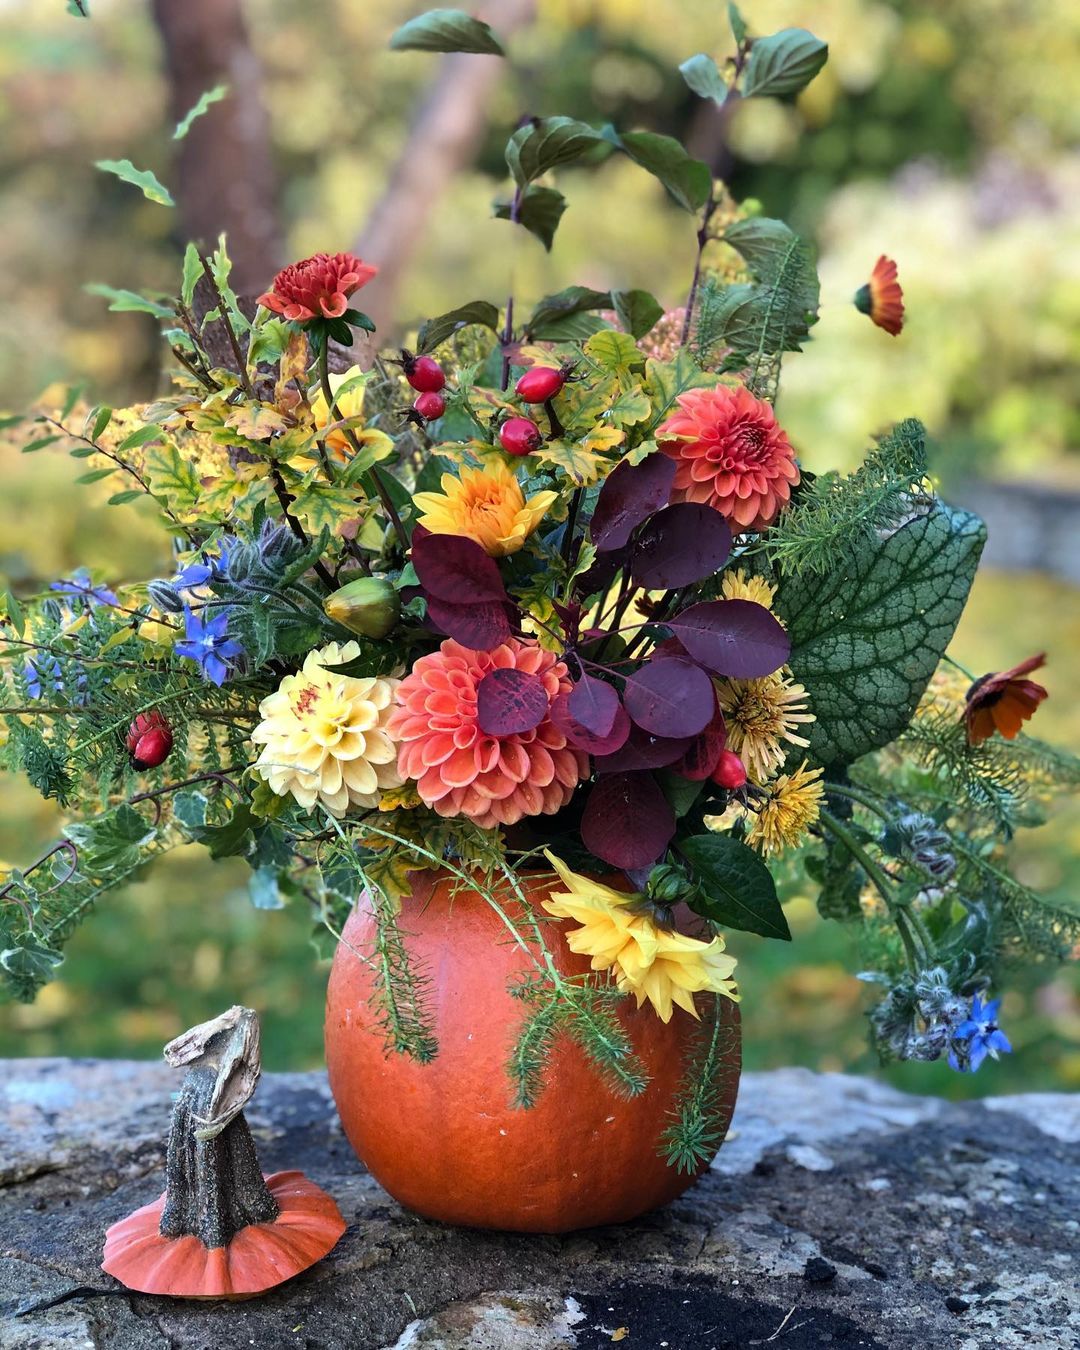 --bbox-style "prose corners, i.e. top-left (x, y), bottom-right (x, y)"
top-left (661, 1000), bottom-right (741, 1172)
